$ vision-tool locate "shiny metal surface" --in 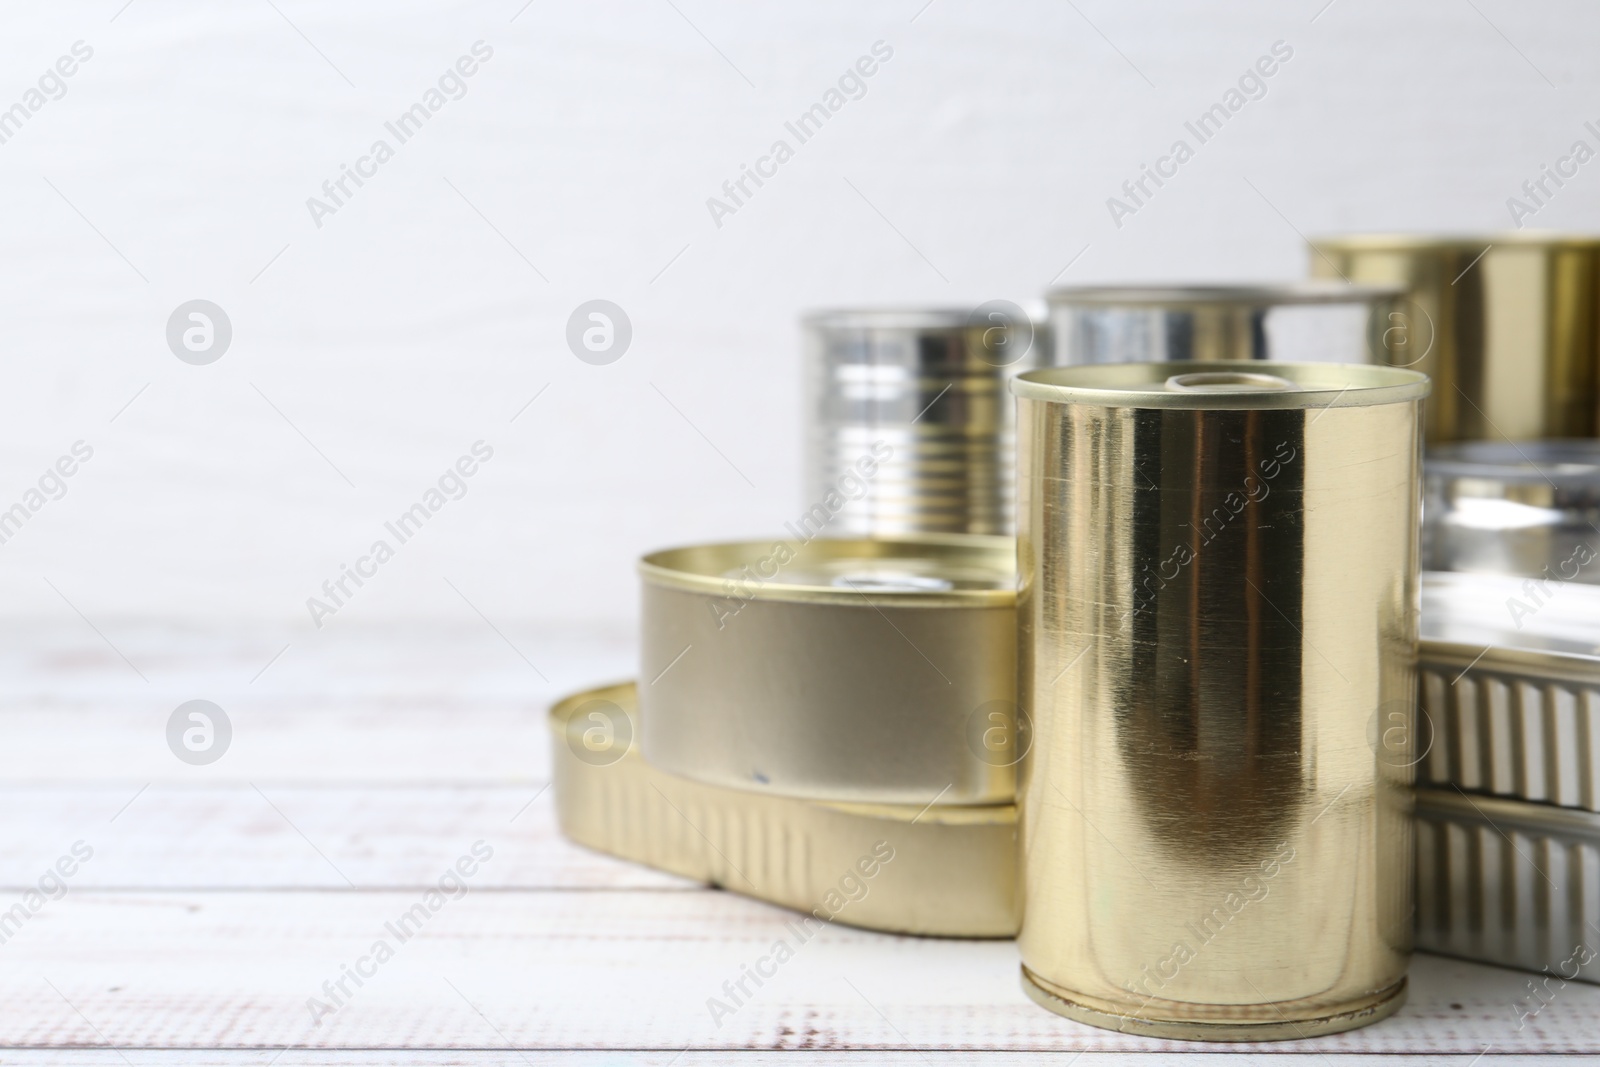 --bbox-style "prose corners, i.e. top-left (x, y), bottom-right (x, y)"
top-left (1421, 572), bottom-right (1600, 810)
top-left (638, 535), bottom-right (1019, 805)
top-left (1415, 787), bottom-right (1600, 986)
top-left (804, 307), bottom-right (1043, 536)
top-left (1013, 361), bottom-right (1428, 1039)
top-left (551, 681), bottom-right (1019, 937)
top-left (1309, 234), bottom-right (1600, 443)
top-left (1046, 282), bottom-right (1404, 366)
top-left (1424, 440), bottom-right (1600, 583)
